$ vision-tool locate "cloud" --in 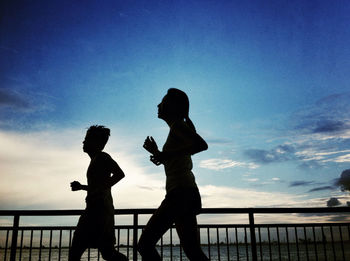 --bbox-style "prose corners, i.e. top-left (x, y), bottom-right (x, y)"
top-left (292, 92), bottom-right (350, 135)
top-left (1, 128), bottom-right (350, 225)
top-left (297, 160), bottom-right (323, 170)
top-left (0, 128), bottom-right (165, 210)
top-left (336, 169), bottom-right (350, 191)
top-left (243, 92), bottom-right (348, 167)
top-left (200, 185), bottom-right (307, 208)
top-left (206, 138), bottom-right (232, 145)
top-left (0, 88), bottom-right (30, 109)
top-left (199, 158), bottom-right (258, 170)
top-left (327, 197), bottom-right (341, 207)
top-left (289, 181), bottom-right (316, 187)
top-left (331, 154), bottom-right (350, 163)
top-left (327, 214), bottom-right (350, 222)
top-left (297, 212), bottom-right (350, 222)
top-left (313, 120), bottom-right (350, 133)
top-left (244, 139), bottom-right (350, 167)
top-left (0, 88), bottom-right (55, 130)
top-left (244, 144), bottom-right (295, 164)
top-left (308, 186), bottom-right (335, 193)
top-left (245, 178), bottom-right (259, 182)
top-left (288, 178), bottom-right (337, 192)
